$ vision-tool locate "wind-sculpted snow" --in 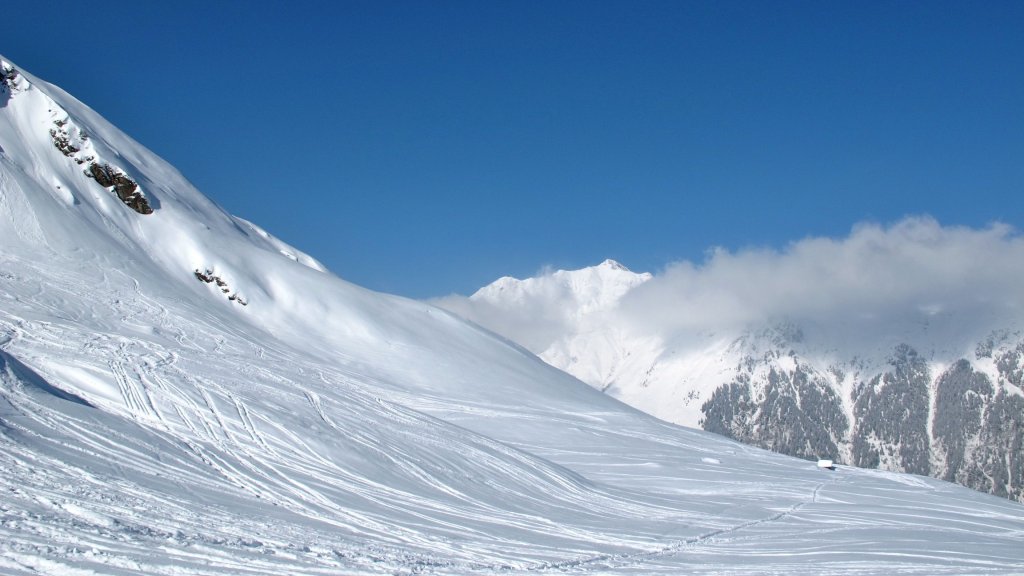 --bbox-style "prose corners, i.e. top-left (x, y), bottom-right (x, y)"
top-left (1, 55), bottom-right (1024, 574)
